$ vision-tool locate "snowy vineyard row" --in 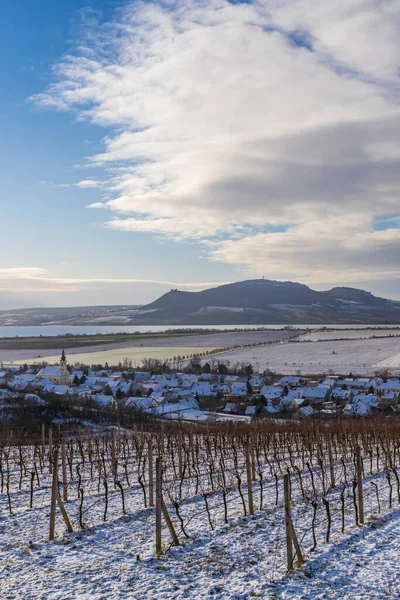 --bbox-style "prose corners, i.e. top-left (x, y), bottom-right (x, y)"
top-left (0, 420), bottom-right (399, 577)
